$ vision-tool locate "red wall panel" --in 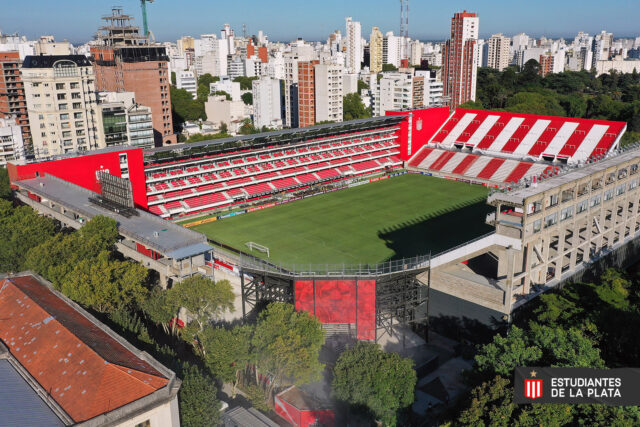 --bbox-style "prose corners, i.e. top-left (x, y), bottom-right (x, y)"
top-left (314, 280), bottom-right (356, 324)
top-left (275, 395), bottom-right (301, 426)
top-left (8, 148), bottom-right (148, 209)
top-left (356, 280), bottom-right (376, 340)
top-left (386, 107), bottom-right (451, 160)
top-left (294, 280), bottom-right (314, 314)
